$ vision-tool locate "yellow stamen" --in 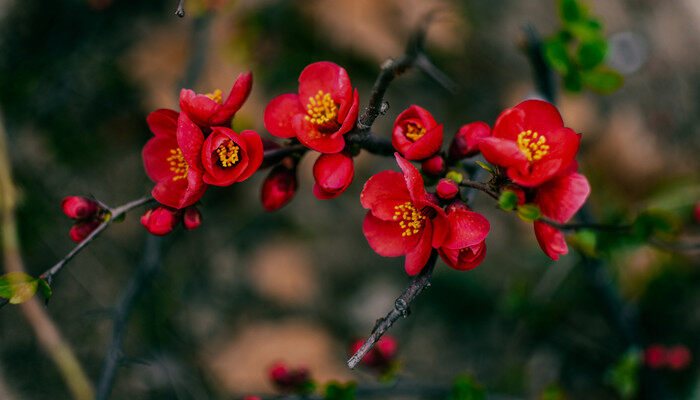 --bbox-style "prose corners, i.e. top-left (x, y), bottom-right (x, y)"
top-left (215, 139), bottom-right (240, 168)
top-left (404, 122), bottom-right (426, 142)
top-left (167, 148), bottom-right (189, 181)
top-left (304, 90), bottom-right (338, 126)
top-left (517, 130), bottom-right (549, 162)
top-left (392, 201), bottom-right (426, 237)
top-left (205, 89), bottom-right (223, 105)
